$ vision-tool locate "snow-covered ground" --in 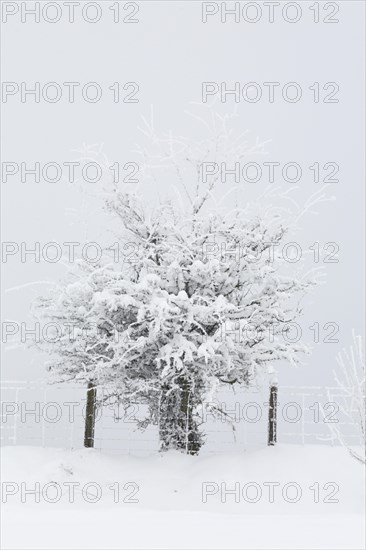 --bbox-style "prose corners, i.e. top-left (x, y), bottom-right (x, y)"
top-left (1, 444), bottom-right (364, 549)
